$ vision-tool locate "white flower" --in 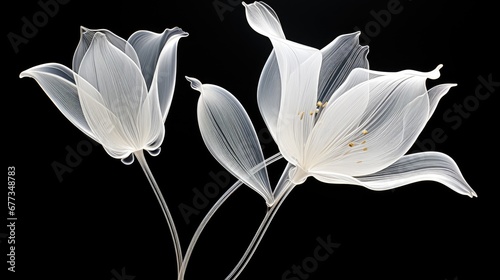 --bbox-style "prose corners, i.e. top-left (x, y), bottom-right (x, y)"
top-left (244, 1), bottom-right (476, 197)
top-left (20, 27), bottom-right (188, 164)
